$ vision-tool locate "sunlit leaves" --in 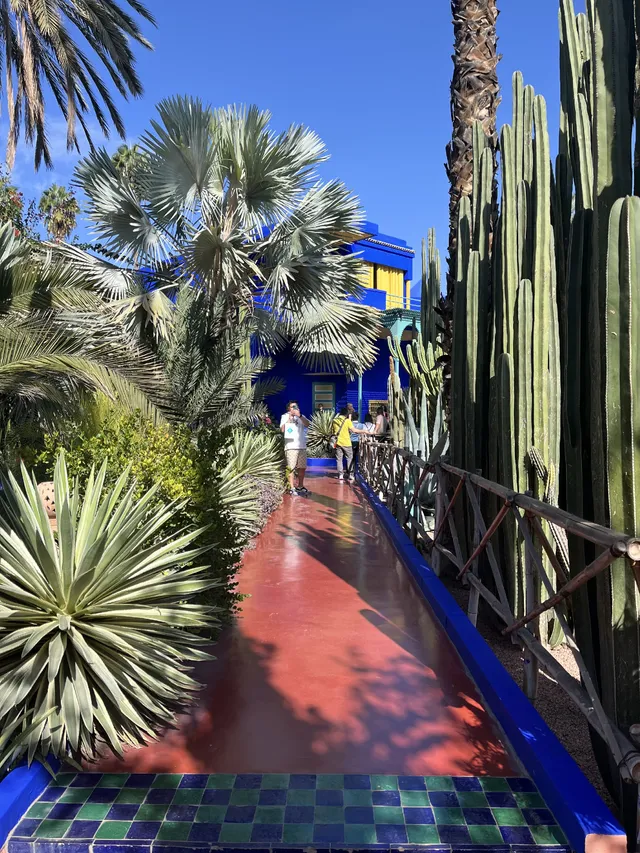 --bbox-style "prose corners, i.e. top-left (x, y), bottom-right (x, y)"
top-left (0, 452), bottom-right (218, 765)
